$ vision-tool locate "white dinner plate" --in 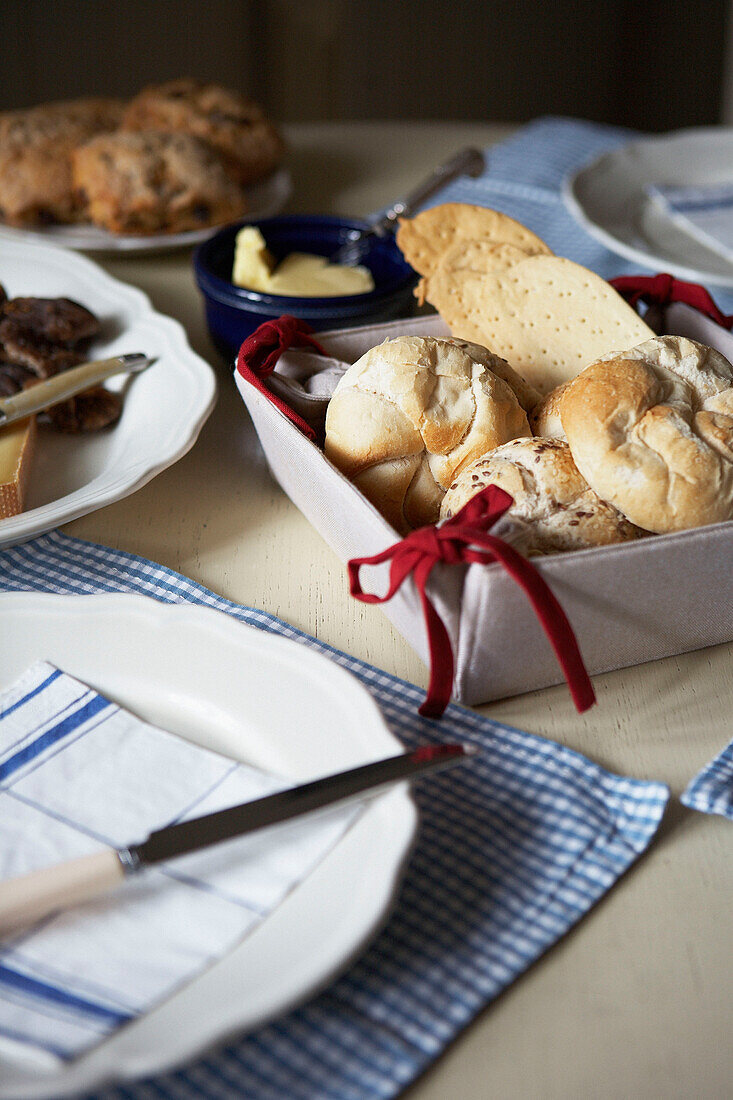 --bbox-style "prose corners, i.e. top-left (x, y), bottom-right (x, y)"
top-left (564, 128), bottom-right (733, 287)
top-left (0, 592), bottom-right (418, 1098)
top-left (0, 168), bottom-right (291, 254)
top-left (0, 239), bottom-right (216, 548)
